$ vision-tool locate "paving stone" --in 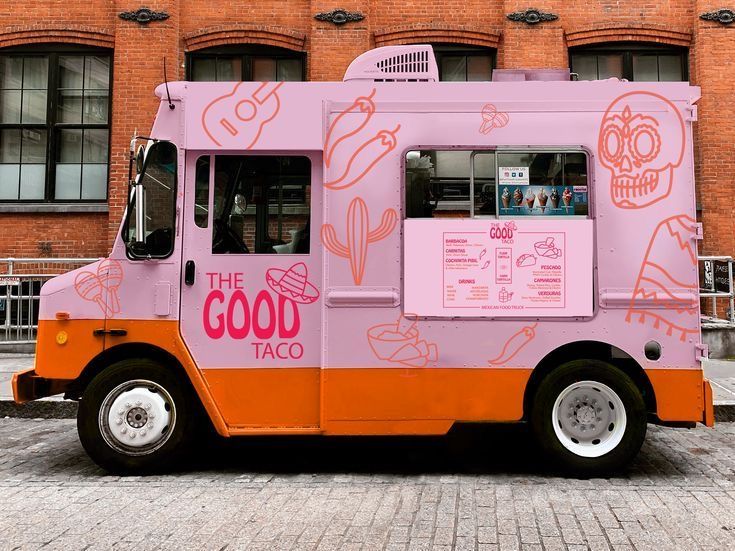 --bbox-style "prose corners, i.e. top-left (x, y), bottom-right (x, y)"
top-left (0, 420), bottom-right (733, 550)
